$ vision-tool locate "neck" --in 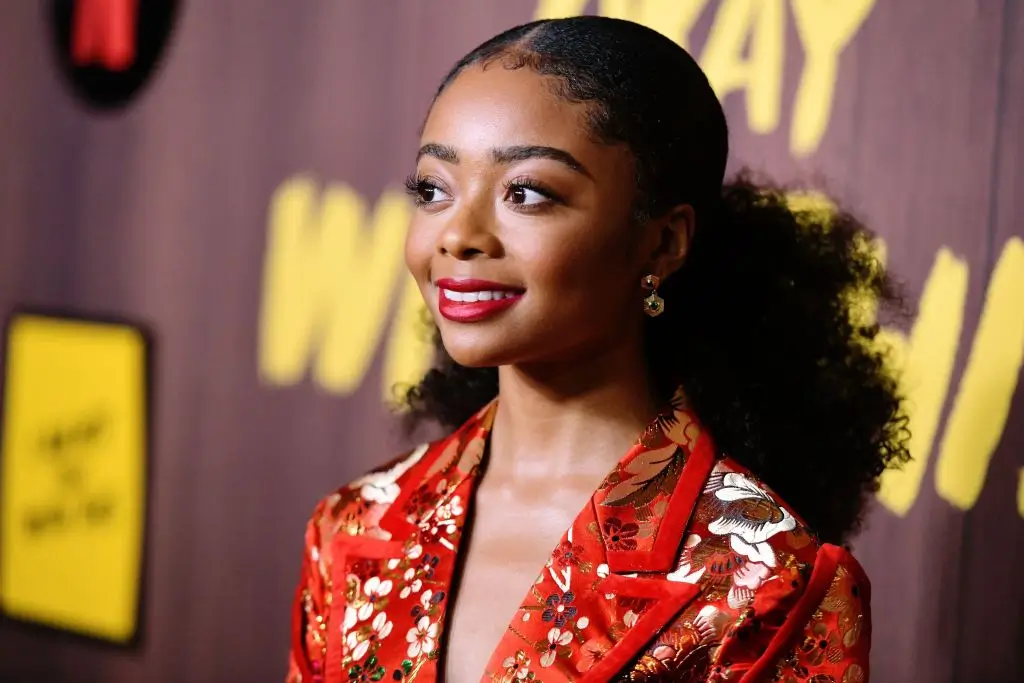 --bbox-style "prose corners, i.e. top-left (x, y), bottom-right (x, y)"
top-left (488, 339), bottom-right (659, 481)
